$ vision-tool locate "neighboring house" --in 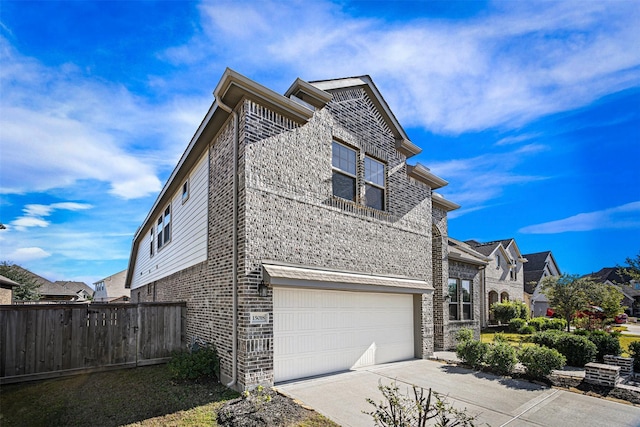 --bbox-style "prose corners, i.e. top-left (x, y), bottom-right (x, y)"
top-left (444, 238), bottom-right (489, 348)
top-left (523, 251), bottom-right (561, 317)
top-left (585, 267), bottom-right (639, 316)
top-left (93, 270), bottom-right (129, 303)
top-left (125, 69), bottom-right (463, 390)
top-left (464, 238), bottom-right (527, 327)
top-left (0, 274), bottom-right (20, 304)
top-left (10, 266), bottom-right (93, 303)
